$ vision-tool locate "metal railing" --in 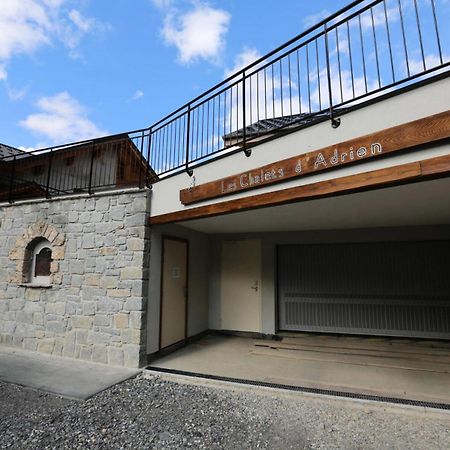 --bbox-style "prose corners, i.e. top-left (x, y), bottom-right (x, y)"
top-left (149, 0), bottom-right (450, 176)
top-left (1, 0), bottom-right (449, 203)
top-left (0, 132), bottom-right (153, 203)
